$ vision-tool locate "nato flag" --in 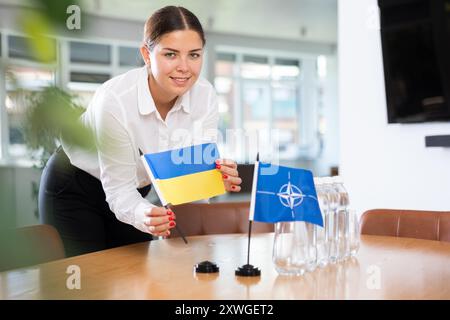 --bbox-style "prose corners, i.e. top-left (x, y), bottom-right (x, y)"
top-left (250, 162), bottom-right (323, 226)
